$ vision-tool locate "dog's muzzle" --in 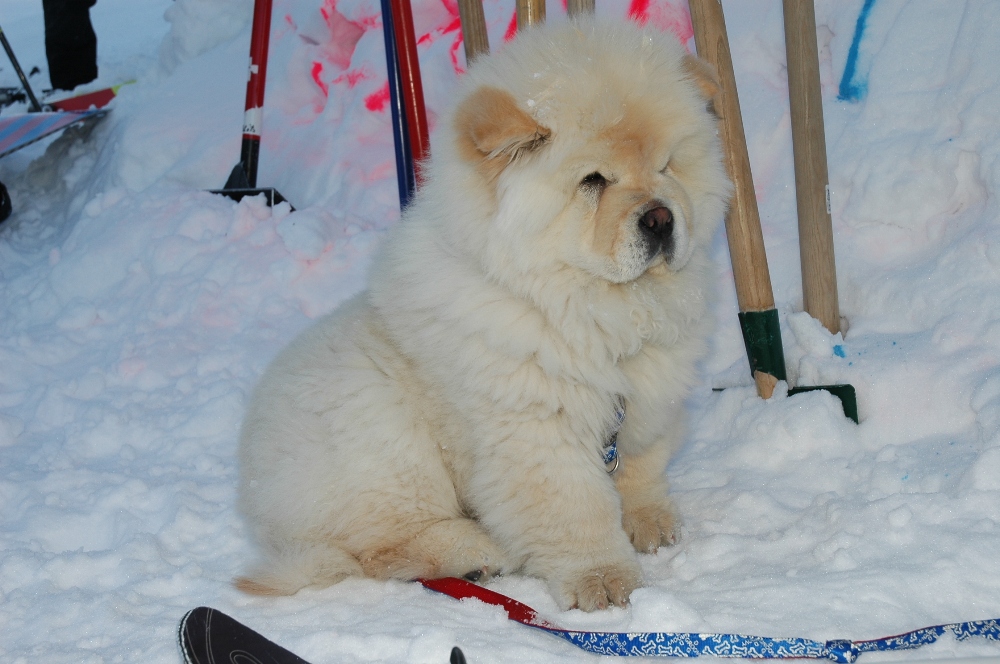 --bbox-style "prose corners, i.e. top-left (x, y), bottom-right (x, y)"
top-left (638, 202), bottom-right (675, 262)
